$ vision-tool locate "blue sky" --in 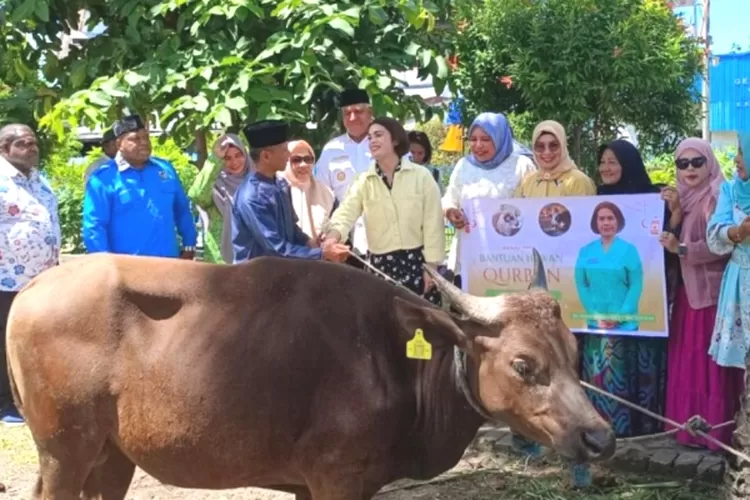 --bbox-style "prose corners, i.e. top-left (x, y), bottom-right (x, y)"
top-left (675, 0), bottom-right (750, 54)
